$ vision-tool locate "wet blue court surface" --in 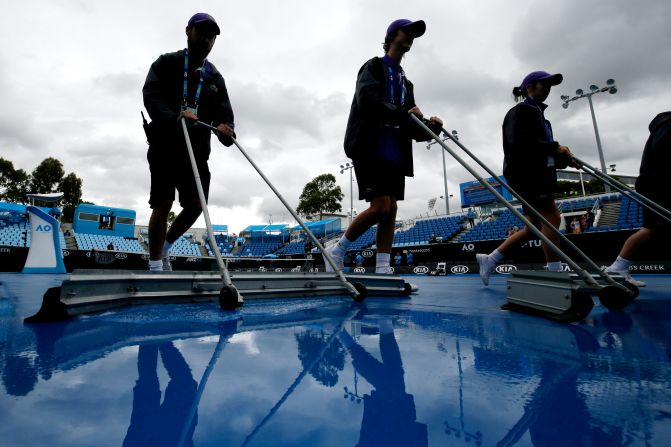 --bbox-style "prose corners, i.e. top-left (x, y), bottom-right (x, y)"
top-left (1, 273), bottom-right (670, 446)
